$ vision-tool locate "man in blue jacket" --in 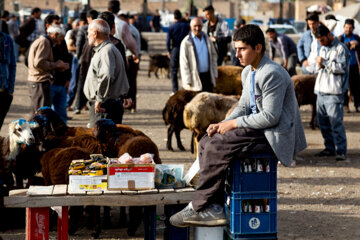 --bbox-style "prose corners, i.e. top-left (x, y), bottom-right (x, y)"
top-left (0, 31), bottom-right (16, 130)
top-left (297, 13), bottom-right (321, 74)
top-left (166, 9), bottom-right (190, 94)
